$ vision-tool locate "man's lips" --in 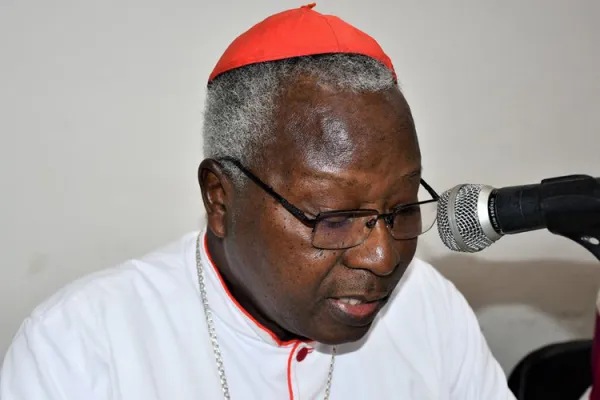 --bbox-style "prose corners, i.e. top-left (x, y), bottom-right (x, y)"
top-left (329, 293), bottom-right (389, 304)
top-left (326, 293), bottom-right (390, 326)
